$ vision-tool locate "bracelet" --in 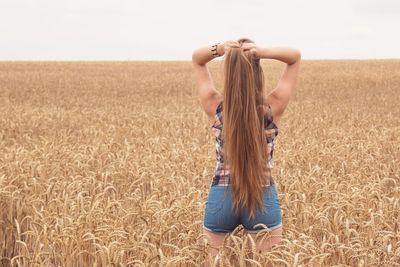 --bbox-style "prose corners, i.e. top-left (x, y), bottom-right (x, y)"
top-left (211, 43), bottom-right (220, 57)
